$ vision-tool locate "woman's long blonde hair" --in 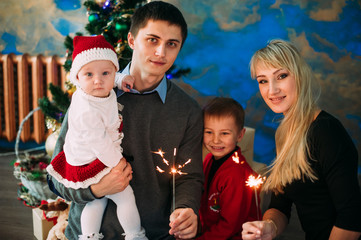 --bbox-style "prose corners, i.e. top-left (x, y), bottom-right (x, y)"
top-left (250, 39), bottom-right (321, 194)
